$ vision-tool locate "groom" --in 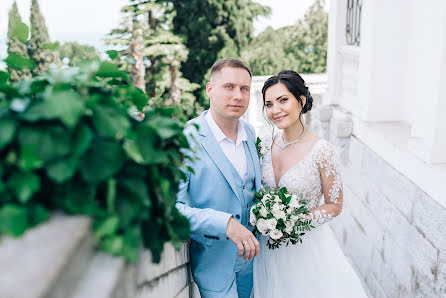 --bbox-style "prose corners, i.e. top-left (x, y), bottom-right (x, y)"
top-left (176, 57), bottom-right (261, 297)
